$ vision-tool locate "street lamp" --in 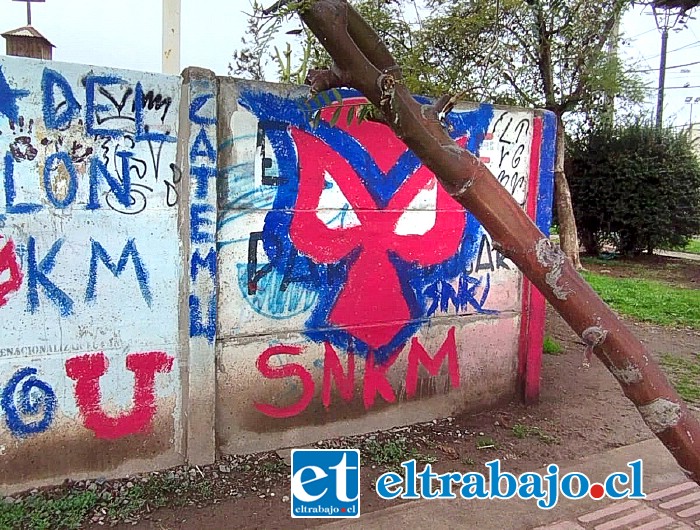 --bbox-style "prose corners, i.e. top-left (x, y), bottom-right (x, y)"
top-left (685, 96), bottom-right (700, 127)
top-left (650, 0), bottom-right (700, 127)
